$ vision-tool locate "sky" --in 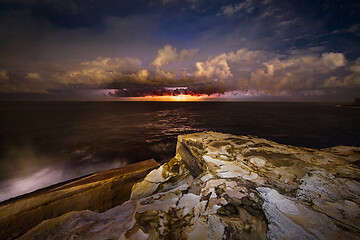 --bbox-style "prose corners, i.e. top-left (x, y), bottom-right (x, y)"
top-left (0, 0), bottom-right (359, 101)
